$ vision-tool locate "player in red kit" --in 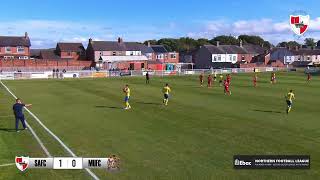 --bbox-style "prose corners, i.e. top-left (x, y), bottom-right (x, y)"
top-left (253, 74), bottom-right (258, 87)
top-left (224, 80), bottom-right (231, 95)
top-left (226, 74), bottom-right (231, 84)
top-left (199, 73), bottom-right (204, 87)
top-left (307, 73), bottom-right (311, 82)
top-left (207, 74), bottom-right (213, 88)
